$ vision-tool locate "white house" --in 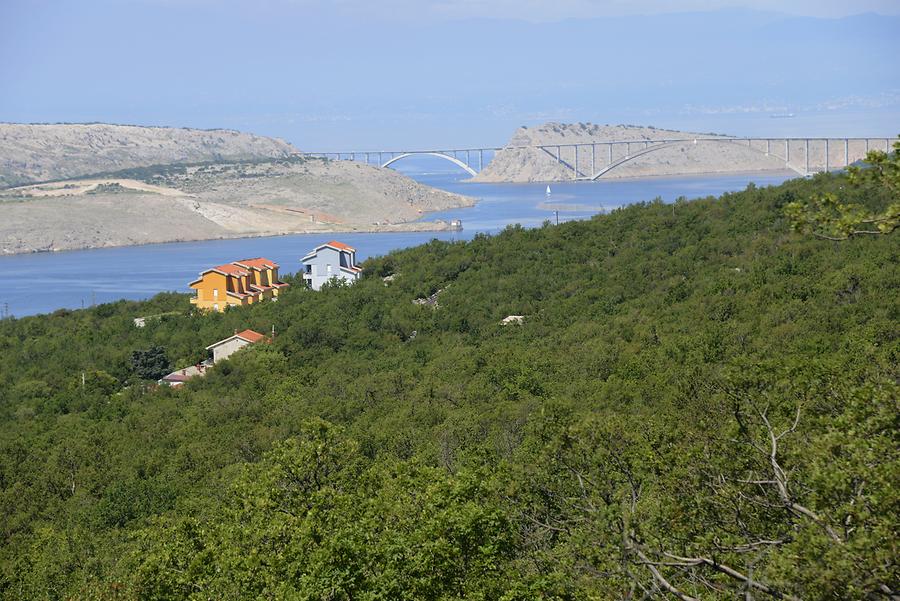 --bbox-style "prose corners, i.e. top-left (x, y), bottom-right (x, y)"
top-left (205, 329), bottom-right (266, 364)
top-left (301, 240), bottom-right (362, 290)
